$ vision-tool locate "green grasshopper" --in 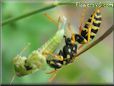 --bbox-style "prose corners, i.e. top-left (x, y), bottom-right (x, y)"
top-left (13, 15), bottom-right (68, 77)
